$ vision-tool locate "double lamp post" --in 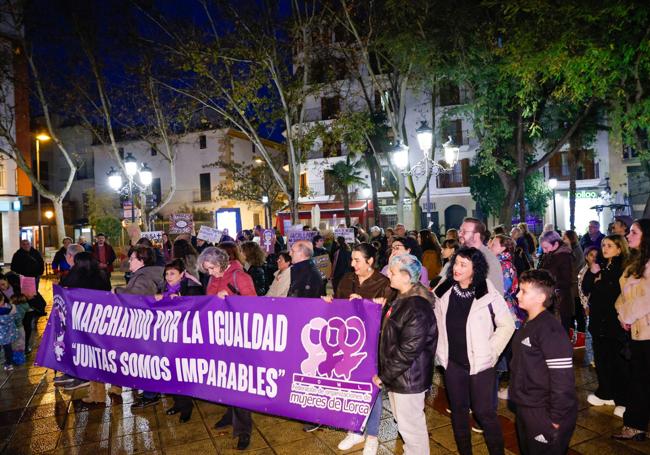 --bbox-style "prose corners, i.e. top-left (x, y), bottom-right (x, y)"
top-left (108, 152), bottom-right (153, 224)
